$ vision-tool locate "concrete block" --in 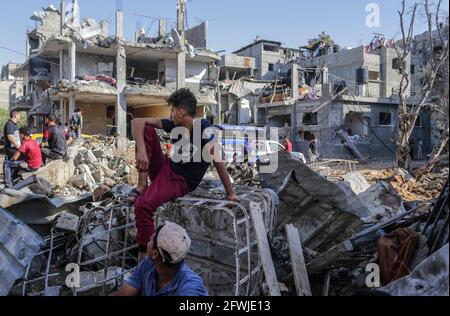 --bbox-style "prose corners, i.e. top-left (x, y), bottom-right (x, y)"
top-left (84, 150), bottom-right (98, 165)
top-left (342, 172), bottom-right (371, 195)
top-left (55, 211), bottom-right (80, 232)
top-left (115, 164), bottom-right (131, 177)
top-left (358, 181), bottom-right (406, 222)
top-left (22, 159), bottom-right (76, 189)
top-left (92, 168), bottom-right (104, 184)
top-left (92, 149), bottom-right (106, 159)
